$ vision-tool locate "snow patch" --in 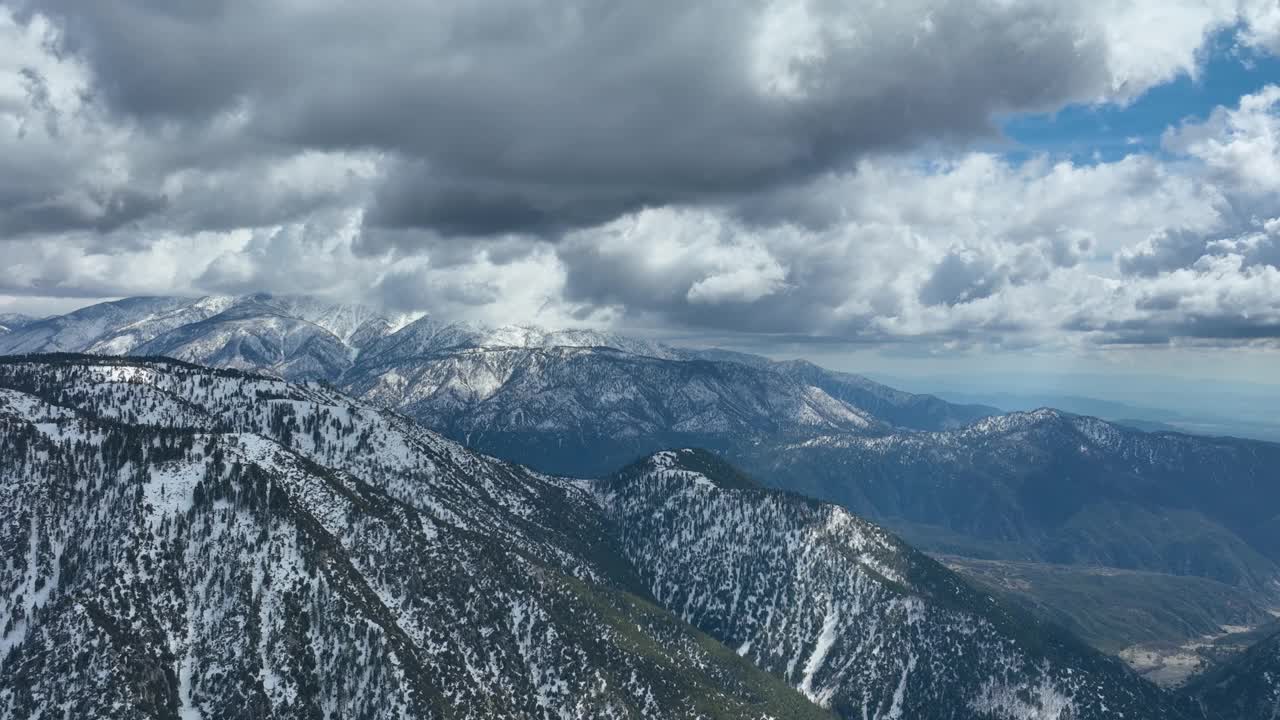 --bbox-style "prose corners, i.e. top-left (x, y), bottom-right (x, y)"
top-left (971, 677), bottom-right (1076, 720)
top-left (799, 605), bottom-right (840, 704)
top-left (142, 462), bottom-right (203, 528)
